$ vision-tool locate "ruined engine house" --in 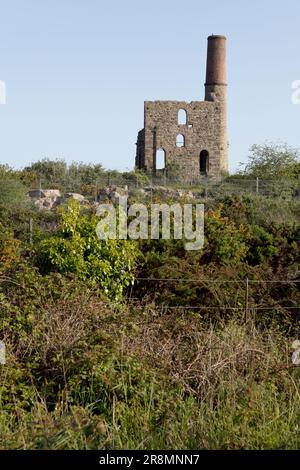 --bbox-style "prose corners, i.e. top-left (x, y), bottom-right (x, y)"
top-left (135, 35), bottom-right (228, 180)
